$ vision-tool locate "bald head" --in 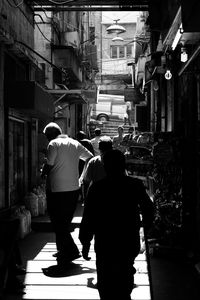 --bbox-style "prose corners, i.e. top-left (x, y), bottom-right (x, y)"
top-left (43, 122), bottom-right (62, 141)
